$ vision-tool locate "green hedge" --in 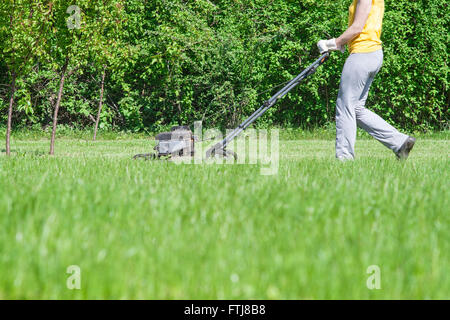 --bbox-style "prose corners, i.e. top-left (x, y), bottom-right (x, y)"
top-left (1, 0), bottom-right (448, 132)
